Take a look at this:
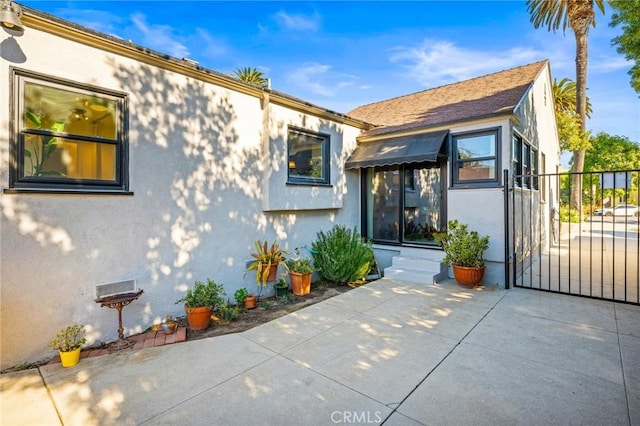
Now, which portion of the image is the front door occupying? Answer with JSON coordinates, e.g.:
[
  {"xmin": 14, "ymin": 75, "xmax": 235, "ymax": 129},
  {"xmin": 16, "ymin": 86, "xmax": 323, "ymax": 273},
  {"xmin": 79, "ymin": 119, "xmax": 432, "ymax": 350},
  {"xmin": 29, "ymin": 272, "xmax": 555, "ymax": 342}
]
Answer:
[{"xmin": 365, "ymin": 163, "xmax": 445, "ymax": 246}]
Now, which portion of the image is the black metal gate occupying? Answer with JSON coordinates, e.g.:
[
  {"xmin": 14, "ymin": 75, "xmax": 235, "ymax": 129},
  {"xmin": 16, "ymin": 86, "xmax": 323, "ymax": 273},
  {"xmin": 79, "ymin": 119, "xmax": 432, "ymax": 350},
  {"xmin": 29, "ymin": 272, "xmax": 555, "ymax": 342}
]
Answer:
[{"xmin": 504, "ymin": 169, "xmax": 640, "ymax": 306}]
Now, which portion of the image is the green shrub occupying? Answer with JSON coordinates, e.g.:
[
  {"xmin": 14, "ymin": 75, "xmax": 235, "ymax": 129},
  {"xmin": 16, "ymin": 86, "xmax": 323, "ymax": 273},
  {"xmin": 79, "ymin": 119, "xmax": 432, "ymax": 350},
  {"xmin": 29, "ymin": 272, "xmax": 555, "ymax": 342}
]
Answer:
[
  {"xmin": 559, "ymin": 206, "xmax": 583, "ymax": 223},
  {"xmin": 311, "ymin": 225, "xmax": 374, "ymax": 285}
]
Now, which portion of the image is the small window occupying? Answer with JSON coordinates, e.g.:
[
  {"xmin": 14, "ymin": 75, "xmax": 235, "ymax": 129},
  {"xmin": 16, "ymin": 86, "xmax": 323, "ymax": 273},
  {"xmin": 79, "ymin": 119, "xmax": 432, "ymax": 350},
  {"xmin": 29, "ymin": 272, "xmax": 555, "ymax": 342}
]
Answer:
[
  {"xmin": 452, "ymin": 129, "xmax": 499, "ymax": 186},
  {"xmin": 513, "ymin": 133, "xmax": 538, "ymax": 190},
  {"xmin": 287, "ymin": 127, "xmax": 330, "ymax": 185},
  {"xmin": 9, "ymin": 69, "xmax": 128, "ymax": 193}
]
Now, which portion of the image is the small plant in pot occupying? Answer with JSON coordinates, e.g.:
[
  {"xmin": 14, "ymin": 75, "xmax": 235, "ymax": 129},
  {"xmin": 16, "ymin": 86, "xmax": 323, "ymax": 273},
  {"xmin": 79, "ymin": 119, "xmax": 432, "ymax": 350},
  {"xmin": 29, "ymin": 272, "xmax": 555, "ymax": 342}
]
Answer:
[
  {"xmin": 434, "ymin": 220, "xmax": 490, "ymax": 288},
  {"xmin": 245, "ymin": 239, "xmax": 287, "ymax": 295},
  {"xmin": 235, "ymin": 287, "xmax": 255, "ymax": 310},
  {"xmin": 285, "ymin": 256, "xmax": 314, "ymax": 296},
  {"xmin": 49, "ymin": 324, "xmax": 87, "ymax": 368},
  {"xmin": 274, "ymin": 277, "xmax": 289, "ymax": 297},
  {"xmin": 175, "ymin": 278, "xmax": 225, "ymax": 331}
]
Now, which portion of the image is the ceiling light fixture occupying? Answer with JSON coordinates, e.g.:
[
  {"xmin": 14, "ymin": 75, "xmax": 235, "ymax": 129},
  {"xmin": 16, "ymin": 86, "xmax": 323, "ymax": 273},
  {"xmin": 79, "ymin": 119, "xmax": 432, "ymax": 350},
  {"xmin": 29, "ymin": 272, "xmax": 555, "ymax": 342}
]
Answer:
[{"xmin": 0, "ymin": 0, "xmax": 24, "ymax": 33}]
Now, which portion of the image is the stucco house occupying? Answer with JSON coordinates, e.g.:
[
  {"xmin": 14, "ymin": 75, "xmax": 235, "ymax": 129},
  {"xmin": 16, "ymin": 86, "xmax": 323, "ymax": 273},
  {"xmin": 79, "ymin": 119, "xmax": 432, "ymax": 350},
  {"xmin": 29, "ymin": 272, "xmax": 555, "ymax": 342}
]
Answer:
[{"xmin": 0, "ymin": 4, "xmax": 559, "ymax": 369}]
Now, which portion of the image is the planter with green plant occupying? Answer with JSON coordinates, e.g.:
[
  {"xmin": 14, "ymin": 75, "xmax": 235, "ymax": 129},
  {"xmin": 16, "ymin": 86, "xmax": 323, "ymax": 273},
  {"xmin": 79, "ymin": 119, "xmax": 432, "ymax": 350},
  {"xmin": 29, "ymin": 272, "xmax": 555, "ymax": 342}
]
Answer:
[
  {"xmin": 285, "ymin": 257, "xmax": 314, "ymax": 295},
  {"xmin": 235, "ymin": 287, "xmax": 256, "ymax": 310},
  {"xmin": 175, "ymin": 278, "xmax": 225, "ymax": 330},
  {"xmin": 274, "ymin": 277, "xmax": 289, "ymax": 297},
  {"xmin": 245, "ymin": 240, "xmax": 288, "ymax": 294},
  {"xmin": 49, "ymin": 324, "xmax": 87, "ymax": 367},
  {"xmin": 434, "ymin": 220, "xmax": 490, "ymax": 287}
]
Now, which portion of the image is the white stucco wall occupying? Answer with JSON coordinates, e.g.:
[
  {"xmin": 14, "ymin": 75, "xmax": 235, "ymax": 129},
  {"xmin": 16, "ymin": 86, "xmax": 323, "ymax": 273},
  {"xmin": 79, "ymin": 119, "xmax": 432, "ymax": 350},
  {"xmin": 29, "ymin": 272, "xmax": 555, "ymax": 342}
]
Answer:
[{"xmin": 0, "ymin": 25, "xmax": 362, "ymax": 369}]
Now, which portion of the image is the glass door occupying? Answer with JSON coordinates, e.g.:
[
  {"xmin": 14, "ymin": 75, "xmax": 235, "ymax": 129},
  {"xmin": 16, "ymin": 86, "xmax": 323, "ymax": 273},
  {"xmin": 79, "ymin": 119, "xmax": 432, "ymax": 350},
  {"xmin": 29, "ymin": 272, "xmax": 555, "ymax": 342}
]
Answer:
[{"xmin": 365, "ymin": 164, "xmax": 444, "ymax": 245}]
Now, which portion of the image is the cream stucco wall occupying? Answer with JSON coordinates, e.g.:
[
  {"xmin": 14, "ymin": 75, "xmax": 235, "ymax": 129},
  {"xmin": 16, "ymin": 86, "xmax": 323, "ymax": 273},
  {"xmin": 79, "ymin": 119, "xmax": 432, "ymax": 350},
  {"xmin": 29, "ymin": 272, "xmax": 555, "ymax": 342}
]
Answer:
[{"xmin": 0, "ymin": 25, "xmax": 363, "ymax": 369}]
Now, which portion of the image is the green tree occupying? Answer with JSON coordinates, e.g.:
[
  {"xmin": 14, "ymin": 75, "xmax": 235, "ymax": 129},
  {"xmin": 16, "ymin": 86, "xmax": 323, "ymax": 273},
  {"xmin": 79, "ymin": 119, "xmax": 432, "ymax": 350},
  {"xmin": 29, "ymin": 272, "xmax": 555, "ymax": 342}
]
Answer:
[
  {"xmin": 584, "ymin": 132, "xmax": 640, "ymax": 171},
  {"xmin": 610, "ymin": 0, "xmax": 640, "ymax": 93},
  {"xmin": 527, "ymin": 0, "xmax": 606, "ymax": 211},
  {"xmin": 583, "ymin": 132, "xmax": 640, "ymax": 206},
  {"xmin": 233, "ymin": 67, "xmax": 269, "ymax": 87},
  {"xmin": 552, "ymin": 77, "xmax": 592, "ymax": 153}
]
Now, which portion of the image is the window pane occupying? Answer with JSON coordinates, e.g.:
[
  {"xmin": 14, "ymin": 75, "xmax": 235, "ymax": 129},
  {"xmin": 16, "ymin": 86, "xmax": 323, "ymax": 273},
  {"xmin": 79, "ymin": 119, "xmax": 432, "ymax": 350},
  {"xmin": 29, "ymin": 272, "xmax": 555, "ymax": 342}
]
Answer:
[
  {"xmin": 457, "ymin": 134, "xmax": 495, "ymax": 159},
  {"xmin": 370, "ymin": 170, "xmax": 400, "ymax": 242},
  {"xmin": 458, "ymin": 160, "xmax": 496, "ymax": 181},
  {"xmin": 403, "ymin": 167, "xmax": 442, "ymax": 244},
  {"xmin": 24, "ymin": 82, "xmax": 118, "ymax": 139},
  {"xmin": 288, "ymin": 129, "xmax": 328, "ymax": 184},
  {"xmin": 22, "ymin": 135, "xmax": 116, "ymax": 181}
]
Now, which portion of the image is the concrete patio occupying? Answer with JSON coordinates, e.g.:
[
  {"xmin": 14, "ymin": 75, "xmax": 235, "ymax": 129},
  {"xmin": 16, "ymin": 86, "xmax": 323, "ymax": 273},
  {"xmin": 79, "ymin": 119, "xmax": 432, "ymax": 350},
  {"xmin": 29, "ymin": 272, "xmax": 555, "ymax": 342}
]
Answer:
[{"xmin": 2, "ymin": 277, "xmax": 639, "ymax": 425}]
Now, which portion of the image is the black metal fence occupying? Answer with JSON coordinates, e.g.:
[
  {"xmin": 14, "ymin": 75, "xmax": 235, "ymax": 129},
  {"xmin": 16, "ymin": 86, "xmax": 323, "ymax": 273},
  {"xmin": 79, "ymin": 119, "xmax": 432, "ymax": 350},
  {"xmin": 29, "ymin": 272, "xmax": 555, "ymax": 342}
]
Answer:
[{"xmin": 505, "ymin": 169, "xmax": 640, "ymax": 306}]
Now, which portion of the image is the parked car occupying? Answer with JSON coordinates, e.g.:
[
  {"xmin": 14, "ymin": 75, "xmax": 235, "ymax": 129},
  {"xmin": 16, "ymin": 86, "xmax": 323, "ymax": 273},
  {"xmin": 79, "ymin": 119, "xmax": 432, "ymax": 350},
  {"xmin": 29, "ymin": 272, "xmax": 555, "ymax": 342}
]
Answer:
[{"xmin": 594, "ymin": 204, "xmax": 640, "ymax": 217}]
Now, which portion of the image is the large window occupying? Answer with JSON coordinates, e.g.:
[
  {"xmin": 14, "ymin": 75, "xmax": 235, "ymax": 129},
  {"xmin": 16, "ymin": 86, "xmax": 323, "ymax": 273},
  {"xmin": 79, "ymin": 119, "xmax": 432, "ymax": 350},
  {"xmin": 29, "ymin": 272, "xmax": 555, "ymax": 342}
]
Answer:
[
  {"xmin": 452, "ymin": 128, "xmax": 499, "ymax": 186},
  {"xmin": 287, "ymin": 127, "xmax": 330, "ymax": 185},
  {"xmin": 9, "ymin": 70, "xmax": 128, "ymax": 193}
]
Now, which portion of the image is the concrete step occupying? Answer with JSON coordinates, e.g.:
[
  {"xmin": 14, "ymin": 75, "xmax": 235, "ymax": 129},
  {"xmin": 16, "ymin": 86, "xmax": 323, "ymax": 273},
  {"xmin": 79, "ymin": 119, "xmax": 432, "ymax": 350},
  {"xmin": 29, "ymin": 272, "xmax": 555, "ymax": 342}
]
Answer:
[
  {"xmin": 391, "ymin": 256, "xmax": 443, "ymax": 271},
  {"xmin": 384, "ymin": 267, "xmax": 439, "ymax": 284}
]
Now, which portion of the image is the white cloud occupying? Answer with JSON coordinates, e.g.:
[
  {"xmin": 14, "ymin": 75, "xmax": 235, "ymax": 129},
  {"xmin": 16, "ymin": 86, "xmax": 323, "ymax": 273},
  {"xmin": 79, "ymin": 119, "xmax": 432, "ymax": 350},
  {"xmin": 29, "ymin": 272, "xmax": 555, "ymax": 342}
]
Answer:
[
  {"xmin": 273, "ymin": 11, "xmax": 320, "ymax": 32},
  {"xmin": 195, "ymin": 28, "xmax": 228, "ymax": 58},
  {"xmin": 287, "ymin": 63, "xmax": 354, "ymax": 97},
  {"xmin": 130, "ymin": 13, "xmax": 189, "ymax": 58},
  {"xmin": 389, "ymin": 38, "xmax": 543, "ymax": 88}
]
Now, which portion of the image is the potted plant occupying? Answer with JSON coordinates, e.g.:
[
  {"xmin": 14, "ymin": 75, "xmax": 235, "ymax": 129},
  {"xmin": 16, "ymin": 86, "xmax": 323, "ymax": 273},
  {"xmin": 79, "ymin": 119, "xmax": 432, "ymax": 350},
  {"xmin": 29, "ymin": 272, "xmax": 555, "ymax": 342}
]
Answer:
[
  {"xmin": 49, "ymin": 324, "xmax": 87, "ymax": 368},
  {"xmin": 285, "ymin": 257, "xmax": 313, "ymax": 296},
  {"xmin": 434, "ymin": 220, "xmax": 490, "ymax": 288},
  {"xmin": 161, "ymin": 314, "xmax": 177, "ymax": 334},
  {"xmin": 245, "ymin": 240, "xmax": 288, "ymax": 291},
  {"xmin": 274, "ymin": 277, "xmax": 289, "ymax": 297},
  {"xmin": 216, "ymin": 301, "xmax": 239, "ymax": 325},
  {"xmin": 235, "ymin": 287, "xmax": 256, "ymax": 310},
  {"xmin": 175, "ymin": 278, "xmax": 225, "ymax": 330}
]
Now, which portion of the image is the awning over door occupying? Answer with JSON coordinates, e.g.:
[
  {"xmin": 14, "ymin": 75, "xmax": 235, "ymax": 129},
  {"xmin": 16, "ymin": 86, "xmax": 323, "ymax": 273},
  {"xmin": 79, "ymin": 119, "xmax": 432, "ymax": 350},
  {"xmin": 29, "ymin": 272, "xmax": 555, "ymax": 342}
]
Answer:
[{"xmin": 345, "ymin": 130, "xmax": 449, "ymax": 169}]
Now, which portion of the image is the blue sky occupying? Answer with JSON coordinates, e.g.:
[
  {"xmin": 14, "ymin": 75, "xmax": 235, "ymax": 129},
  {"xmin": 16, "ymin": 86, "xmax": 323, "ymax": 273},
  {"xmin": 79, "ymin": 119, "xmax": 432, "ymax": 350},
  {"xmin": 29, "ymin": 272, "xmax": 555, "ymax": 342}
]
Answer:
[{"xmin": 21, "ymin": 0, "xmax": 640, "ymax": 143}]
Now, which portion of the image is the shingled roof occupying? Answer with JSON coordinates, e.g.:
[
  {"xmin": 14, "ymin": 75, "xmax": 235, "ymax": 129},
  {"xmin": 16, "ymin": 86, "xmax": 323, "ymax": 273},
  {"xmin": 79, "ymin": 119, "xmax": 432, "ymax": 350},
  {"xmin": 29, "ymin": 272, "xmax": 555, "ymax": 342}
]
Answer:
[{"xmin": 348, "ymin": 60, "xmax": 549, "ymax": 137}]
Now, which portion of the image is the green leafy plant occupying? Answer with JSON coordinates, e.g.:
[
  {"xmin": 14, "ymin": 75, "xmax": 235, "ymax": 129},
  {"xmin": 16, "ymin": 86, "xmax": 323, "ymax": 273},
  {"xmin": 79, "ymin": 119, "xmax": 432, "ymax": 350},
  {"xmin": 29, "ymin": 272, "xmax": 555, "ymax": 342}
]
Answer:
[
  {"xmin": 245, "ymin": 240, "xmax": 288, "ymax": 287},
  {"xmin": 175, "ymin": 278, "xmax": 226, "ymax": 309},
  {"xmin": 218, "ymin": 301, "xmax": 239, "ymax": 321},
  {"xmin": 559, "ymin": 206, "xmax": 583, "ymax": 223},
  {"xmin": 24, "ymin": 110, "xmax": 65, "ymax": 177},
  {"xmin": 434, "ymin": 220, "xmax": 490, "ymax": 268},
  {"xmin": 48, "ymin": 324, "xmax": 87, "ymax": 352},
  {"xmin": 234, "ymin": 288, "xmax": 249, "ymax": 306},
  {"xmin": 311, "ymin": 225, "xmax": 374, "ymax": 285},
  {"xmin": 275, "ymin": 277, "xmax": 289, "ymax": 288},
  {"xmin": 285, "ymin": 257, "xmax": 313, "ymax": 274}
]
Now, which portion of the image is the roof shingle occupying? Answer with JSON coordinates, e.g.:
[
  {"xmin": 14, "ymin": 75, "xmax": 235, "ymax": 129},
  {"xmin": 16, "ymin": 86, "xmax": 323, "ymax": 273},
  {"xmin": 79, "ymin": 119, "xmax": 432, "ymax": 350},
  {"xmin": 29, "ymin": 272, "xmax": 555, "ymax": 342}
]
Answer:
[{"xmin": 348, "ymin": 60, "xmax": 548, "ymax": 137}]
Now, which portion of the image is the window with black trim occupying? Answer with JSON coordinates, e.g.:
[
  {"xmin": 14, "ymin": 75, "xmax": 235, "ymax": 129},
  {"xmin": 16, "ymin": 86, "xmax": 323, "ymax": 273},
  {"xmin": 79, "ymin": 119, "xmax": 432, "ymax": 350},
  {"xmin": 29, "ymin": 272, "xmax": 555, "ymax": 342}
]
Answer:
[
  {"xmin": 452, "ymin": 128, "xmax": 499, "ymax": 186},
  {"xmin": 10, "ymin": 69, "xmax": 128, "ymax": 192},
  {"xmin": 287, "ymin": 127, "xmax": 330, "ymax": 185},
  {"xmin": 513, "ymin": 133, "xmax": 538, "ymax": 190}
]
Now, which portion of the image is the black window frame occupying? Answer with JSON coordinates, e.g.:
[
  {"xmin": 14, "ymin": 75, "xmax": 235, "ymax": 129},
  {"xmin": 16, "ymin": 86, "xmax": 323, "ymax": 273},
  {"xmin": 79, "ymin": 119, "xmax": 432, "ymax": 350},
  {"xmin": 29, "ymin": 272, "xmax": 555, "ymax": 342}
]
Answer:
[
  {"xmin": 451, "ymin": 127, "xmax": 501, "ymax": 188},
  {"xmin": 7, "ymin": 68, "xmax": 130, "ymax": 194},
  {"xmin": 286, "ymin": 126, "xmax": 330, "ymax": 186},
  {"xmin": 513, "ymin": 132, "xmax": 538, "ymax": 191}
]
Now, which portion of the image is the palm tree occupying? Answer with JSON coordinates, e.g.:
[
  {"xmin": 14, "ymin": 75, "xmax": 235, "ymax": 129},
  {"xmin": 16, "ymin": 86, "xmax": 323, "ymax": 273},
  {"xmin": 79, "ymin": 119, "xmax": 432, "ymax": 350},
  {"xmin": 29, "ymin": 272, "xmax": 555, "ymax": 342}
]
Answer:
[
  {"xmin": 527, "ymin": 0, "xmax": 605, "ymax": 211},
  {"xmin": 552, "ymin": 77, "xmax": 592, "ymax": 116},
  {"xmin": 233, "ymin": 67, "xmax": 269, "ymax": 87}
]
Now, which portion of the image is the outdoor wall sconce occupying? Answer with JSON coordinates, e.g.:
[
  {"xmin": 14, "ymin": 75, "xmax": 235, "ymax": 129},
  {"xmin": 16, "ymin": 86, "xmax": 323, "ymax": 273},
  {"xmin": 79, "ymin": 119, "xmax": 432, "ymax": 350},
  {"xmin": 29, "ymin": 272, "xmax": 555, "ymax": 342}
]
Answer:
[{"xmin": 0, "ymin": 0, "xmax": 24, "ymax": 33}]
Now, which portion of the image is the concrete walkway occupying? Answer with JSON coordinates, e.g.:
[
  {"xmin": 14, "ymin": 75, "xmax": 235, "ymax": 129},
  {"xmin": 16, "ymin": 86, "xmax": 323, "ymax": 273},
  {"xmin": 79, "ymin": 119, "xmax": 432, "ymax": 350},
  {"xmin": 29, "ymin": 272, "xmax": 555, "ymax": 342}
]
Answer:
[{"xmin": 2, "ymin": 277, "xmax": 639, "ymax": 425}]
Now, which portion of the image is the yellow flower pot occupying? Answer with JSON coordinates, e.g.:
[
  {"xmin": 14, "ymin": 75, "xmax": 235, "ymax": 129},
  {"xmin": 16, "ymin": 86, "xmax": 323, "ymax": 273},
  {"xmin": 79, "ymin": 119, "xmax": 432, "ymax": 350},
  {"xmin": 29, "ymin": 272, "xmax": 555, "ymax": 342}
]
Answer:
[{"xmin": 59, "ymin": 347, "xmax": 81, "ymax": 368}]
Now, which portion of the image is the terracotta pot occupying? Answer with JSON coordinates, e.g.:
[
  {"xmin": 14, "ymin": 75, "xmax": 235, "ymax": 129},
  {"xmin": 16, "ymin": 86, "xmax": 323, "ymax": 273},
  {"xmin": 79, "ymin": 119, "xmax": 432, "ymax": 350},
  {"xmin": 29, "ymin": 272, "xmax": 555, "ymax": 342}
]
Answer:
[
  {"xmin": 185, "ymin": 305, "xmax": 212, "ymax": 330},
  {"xmin": 260, "ymin": 264, "xmax": 278, "ymax": 282},
  {"xmin": 289, "ymin": 272, "xmax": 311, "ymax": 296},
  {"xmin": 452, "ymin": 265, "xmax": 485, "ymax": 288},
  {"xmin": 244, "ymin": 295, "xmax": 257, "ymax": 309},
  {"xmin": 59, "ymin": 347, "xmax": 81, "ymax": 368}
]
